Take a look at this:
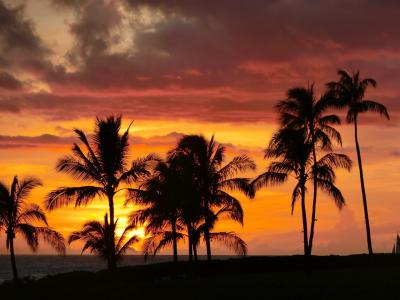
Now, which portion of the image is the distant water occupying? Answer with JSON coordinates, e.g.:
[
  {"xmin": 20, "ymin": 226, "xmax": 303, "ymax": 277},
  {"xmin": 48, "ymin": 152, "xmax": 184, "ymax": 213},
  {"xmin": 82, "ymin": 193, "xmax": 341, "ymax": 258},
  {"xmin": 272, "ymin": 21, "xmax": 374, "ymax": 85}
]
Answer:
[{"xmin": 0, "ymin": 255, "xmax": 231, "ymax": 283}]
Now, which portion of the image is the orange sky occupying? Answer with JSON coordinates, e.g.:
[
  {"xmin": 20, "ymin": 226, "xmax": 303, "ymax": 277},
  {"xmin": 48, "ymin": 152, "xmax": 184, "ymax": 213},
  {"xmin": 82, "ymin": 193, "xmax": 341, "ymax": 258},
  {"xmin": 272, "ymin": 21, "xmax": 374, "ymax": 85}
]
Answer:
[{"xmin": 0, "ymin": 0, "xmax": 399, "ymax": 255}]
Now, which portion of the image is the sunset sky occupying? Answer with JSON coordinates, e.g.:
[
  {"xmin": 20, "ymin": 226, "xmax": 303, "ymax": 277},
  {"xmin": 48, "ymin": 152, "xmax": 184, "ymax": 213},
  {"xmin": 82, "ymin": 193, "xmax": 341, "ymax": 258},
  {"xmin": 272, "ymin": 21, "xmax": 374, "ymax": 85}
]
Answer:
[{"xmin": 0, "ymin": 0, "xmax": 399, "ymax": 256}]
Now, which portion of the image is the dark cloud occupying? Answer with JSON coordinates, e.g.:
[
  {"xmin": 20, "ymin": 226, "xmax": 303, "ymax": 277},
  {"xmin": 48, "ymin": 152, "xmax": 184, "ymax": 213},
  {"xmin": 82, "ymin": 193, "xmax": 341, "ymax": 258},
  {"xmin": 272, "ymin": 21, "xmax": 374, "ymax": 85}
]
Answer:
[
  {"xmin": 0, "ymin": 92, "xmax": 278, "ymax": 122},
  {"xmin": 0, "ymin": 1, "xmax": 51, "ymax": 74},
  {"xmin": 0, "ymin": 0, "xmax": 399, "ymax": 123},
  {"xmin": 0, "ymin": 71, "xmax": 23, "ymax": 90},
  {"xmin": 0, "ymin": 134, "xmax": 74, "ymax": 148},
  {"xmin": 46, "ymin": 1, "xmax": 400, "ymax": 97},
  {"xmin": 0, "ymin": 132, "xmax": 181, "ymax": 149}
]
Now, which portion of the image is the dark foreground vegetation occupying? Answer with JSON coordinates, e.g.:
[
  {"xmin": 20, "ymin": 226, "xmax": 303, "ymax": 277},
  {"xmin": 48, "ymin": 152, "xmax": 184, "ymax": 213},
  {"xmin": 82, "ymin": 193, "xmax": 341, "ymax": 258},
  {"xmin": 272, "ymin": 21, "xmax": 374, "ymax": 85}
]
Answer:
[{"xmin": 1, "ymin": 255, "xmax": 400, "ymax": 300}]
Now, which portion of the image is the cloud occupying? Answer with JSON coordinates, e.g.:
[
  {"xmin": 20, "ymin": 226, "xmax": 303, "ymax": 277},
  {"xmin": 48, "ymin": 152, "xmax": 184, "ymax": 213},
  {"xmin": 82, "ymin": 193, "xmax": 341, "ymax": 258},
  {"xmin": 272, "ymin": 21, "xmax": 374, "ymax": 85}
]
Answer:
[
  {"xmin": 0, "ymin": 0, "xmax": 398, "ymax": 124},
  {"xmin": 0, "ymin": 71, "xmax": 23, "ymax": 90},
  {"xmin": 0, "ymin": 134, "xmax": 75, "ymax": 148},
  {"xmin": 0, "ymin": 1, "xmax": 51, "ymax": 75},
  {"xmin": 0, "ymin": 91, "xmax": 277, "ymax": 122}
]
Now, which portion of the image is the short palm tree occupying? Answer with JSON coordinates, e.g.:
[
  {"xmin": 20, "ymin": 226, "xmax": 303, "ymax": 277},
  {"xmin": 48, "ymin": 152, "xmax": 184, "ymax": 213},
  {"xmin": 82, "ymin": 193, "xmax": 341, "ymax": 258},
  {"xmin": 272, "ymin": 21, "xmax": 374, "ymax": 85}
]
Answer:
[
  {"xmin": 252, "ymin": 128, "xmax": 351, "ymax": 255},
  {"xmin": 68, "ymin": 214, "xmax": 138, "ymax": 270},
  {"xmin": 0, "ymin": 176, "xmax": 66, "ymax": 283},
  {"xmin": 277, "ymin": 84, "xmax": 342, "ymax": 254},
  {"xmin": 192, "ymin": 206, "xmax": 248, "ymax": 257},
  {"xmin": 327, "ymin": 70, "xmax": 390, "ymax": 255},
  {"xmin": 46, "ymin": 115, "xmax": 156, "ymax": 269},
  {"xmin": 128, "ymin": 159, "xmax": 184, "ymax": 263},
  {"xmin": 141, "ymin": 230, "xmax": 185, "ymax": 260},
  {"xmin": 172, "ymin": 135, "xmax": 255, "ymax": 261}
]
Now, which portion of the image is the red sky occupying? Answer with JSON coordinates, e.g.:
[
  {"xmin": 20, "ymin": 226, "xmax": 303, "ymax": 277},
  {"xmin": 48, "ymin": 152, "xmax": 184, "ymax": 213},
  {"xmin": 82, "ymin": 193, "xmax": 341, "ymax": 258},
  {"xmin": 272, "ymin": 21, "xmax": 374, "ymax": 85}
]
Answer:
[{"xmin": 0, "ymin": 0, "xmax": 399, "ymax": 255}]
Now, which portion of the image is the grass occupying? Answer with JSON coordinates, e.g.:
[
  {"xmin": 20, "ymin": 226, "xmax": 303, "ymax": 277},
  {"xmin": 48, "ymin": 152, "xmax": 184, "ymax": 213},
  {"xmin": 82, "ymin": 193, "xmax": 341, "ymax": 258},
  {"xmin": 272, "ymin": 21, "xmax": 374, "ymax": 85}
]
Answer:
[{"xmin": 1, "ymin": 254, "xmax": 400, "ymax": 299}]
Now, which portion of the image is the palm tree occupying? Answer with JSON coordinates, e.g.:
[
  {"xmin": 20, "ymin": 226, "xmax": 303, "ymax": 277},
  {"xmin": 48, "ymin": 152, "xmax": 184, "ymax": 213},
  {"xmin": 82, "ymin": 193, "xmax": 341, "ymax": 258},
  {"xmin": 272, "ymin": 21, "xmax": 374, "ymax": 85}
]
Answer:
[
  {"xmin": 172, "ymin": 135, "xmax": 255, "ymax": 261},
  {"xmin": 45, "ymin": 115, "xmax": 156, "ymax": 269},
  {"xmin": 141, "ymin": 230, "xmax": 185, "ymax": 260},
  {"xmin": 252, "ymin": 128, "xmax": 351, "ymax": 255},
  {"xmin": 68, "ymin": 214, "xmax": 138, "ymax": 270},
  {"xmin": 191, "ymin": 207, "xmax": 248, "ymax": 257},
  {"xmin": 127, "ymin": 158, "xmax": 186, "ymax": 263},
  {"xmin": 276, "ymin": 84, "xmax": 342, "ymax": 254},
  {"xmin": 0, "ymin": 176, "xmax": 66, "ymax": 283},
  {"xmin": 327, "ymin": 70, "xmax": 390, "ymax": 255}
]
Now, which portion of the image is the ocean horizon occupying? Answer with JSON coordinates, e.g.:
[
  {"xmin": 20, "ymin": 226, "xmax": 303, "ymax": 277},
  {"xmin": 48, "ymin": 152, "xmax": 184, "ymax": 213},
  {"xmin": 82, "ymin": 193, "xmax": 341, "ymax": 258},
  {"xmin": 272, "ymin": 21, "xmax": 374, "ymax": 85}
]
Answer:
[{"xmin": 0, "ymin": 255, "xmax": 234, "ymax": 283}]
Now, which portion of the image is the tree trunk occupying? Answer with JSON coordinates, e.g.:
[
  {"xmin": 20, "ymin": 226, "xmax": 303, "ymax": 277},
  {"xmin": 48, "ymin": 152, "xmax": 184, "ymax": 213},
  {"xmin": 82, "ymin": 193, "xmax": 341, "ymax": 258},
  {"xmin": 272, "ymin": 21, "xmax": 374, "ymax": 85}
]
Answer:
[
  {"xmin": 354, "ymin": 118, "xmax": 373, "ymax": 255},
  {"xmin": 9, "ymin": 234, "xmax": 19, "ymax": 284},
  {"xmin": 172, "ymin": 220, "xmax": 178, "ymax": 263},
  {"xmin": 300, "ymin": 170, "xmax": 309, "ymax": 256},
  {"xmin": 204, "ymin": 219, "xmax": 212, "ymax": 261},
  {"xmin": 203, "ymin": 199, "xmax": 212, "ymax": 261},
  {"xmin": 193, "ymin": 243, "xmax": 198, "ymax": 262},
  {"xmin": 308, "ymin": 140, "xmax": 318, "ymax": 255},
  {"xmin": 107, "ymin": 192, "xmax": 117, "ymax": 270},
  {"xmin": 188, "ymin": 228, "xmax": 193, "ymax": 262}
]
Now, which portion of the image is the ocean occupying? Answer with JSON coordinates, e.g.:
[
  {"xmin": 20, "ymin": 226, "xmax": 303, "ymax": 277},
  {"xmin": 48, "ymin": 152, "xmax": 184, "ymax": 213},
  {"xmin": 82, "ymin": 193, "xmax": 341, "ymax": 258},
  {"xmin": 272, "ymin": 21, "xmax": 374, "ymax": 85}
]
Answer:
[{"xmin": 0, "ymin": 255, "xmax": 231, "ymax": 283}]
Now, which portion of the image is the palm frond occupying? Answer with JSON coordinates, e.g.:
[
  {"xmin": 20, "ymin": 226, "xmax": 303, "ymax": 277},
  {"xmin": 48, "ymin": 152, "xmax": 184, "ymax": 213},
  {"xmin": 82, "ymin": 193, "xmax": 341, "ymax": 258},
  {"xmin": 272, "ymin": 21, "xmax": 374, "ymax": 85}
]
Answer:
[
  {"xmin": 15, "ymin": 223, "xmax": 39, "ymax": 251},
  {"xmin": 15, "ymin": 177, "xmax": 42, "ymax": 202},
  {"xmin": 291, "ymin": 182, "xmax": 302, "ymax": 215},
  {"xmin": 251, "ymin": 171, "xmax": 288, "ymax": 192},
  {"xmin": 209, "ymin": 232, "xmax": 247, "ymax": 256},
  {"xmin": 119, "ymin": 153, "xmax": 160, "ymax": 184},
  {"xmin": 316, "ymin": 178, "xmax": 345, "ymax": 209},
  {"xmin": 218, "ymin": 155, "xmax": 256, "ymax": 179},
  {"xmin": 317, "ymin": 153, "xmax": 352, "ymax": 171},
  {"xmin": 45, "ymin": 186, "xmax": 103, "ymax": 210},
  {"xmin": 218, "ymin": 178, "xmax": 252, "ymax": 196},
  {"xmin": 36, "ymin": 227, "xmax": 66, "ymax": 254},
  {"xmin": 17, "ymin": 204, "xmax": 48, "ymax": 225},
  {"xmin": 359, "ymin": 100, "xmax": 390, "ymax": 119}
]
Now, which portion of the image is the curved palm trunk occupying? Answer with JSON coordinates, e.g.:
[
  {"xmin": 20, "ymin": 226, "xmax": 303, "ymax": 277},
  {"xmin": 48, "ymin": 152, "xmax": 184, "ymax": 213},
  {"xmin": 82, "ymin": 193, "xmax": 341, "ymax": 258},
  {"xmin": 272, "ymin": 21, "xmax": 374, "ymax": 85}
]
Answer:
[
  {"xmin": 354, "ymin": 118, "xmax": 373, "ymax": 255},
  {"xmin": 171, "ymin": 220, "xmax": 178, "ymax": 263},
  {"xmin": 8, "ymin": 234, "xmax": 19, "ymax": 283},
  {"xmin": 308, "ymin": 141, "xmax": 318, "ymax": 255},
  {"xmin": 300, "ymin": 170, "xmax": 309, "ymax": 256},
  {"xmin": 107, "ymin": 192, "xmax": 117, "ymax": 270}
]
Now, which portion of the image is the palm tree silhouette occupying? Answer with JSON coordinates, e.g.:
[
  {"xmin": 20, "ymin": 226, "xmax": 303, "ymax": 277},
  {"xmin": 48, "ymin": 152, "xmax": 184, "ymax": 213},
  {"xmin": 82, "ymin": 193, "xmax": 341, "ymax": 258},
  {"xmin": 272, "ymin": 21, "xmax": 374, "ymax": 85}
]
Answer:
[
  {"xmin": 191, "ymin": 208, "xmax": 248, "ymax": 256},
  {"xmin": 327, "ymin": 70, "xmax": 390, "ymax": 255},
  {"xmin": 172, "ymin": 135, "xmax": 255, "ymax": 260},
  {"xmin": 0, "ymin": 176, "xmax": 66, "ymax": 283},
  {"xmin": 276, "ymin": 84, "xmax": 343, "ymax": 254},
  {"xmin": 252, "ymin": 128, "xmax": 351, "ymax": 255},
  {"xmin": 128, "ymin": 158, "xmax": 186, "ymax": 263},
  {"xmin": 45, "ymin": 115, "xmax": 156, "ymax": 269},
  {"xmin": 68, "ymin": 214, "xmax": 138, "ymax": 270}
]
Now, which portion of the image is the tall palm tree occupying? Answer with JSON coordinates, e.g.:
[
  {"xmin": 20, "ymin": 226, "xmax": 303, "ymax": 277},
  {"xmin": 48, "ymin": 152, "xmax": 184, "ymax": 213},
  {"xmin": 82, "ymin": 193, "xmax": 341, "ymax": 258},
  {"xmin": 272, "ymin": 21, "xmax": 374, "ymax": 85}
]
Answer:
[
  {"xmin": 327, "ymin": 70, "xmax": 390, "ymax": 255},
  {"xmin": 0, "ymin": 176, "xmax": 66, "ymax": 283},
  {"xmin": 45, "ymin": 115, "xmax": 156, "ymax": 269},
  {"xmin": 277, "ymin": 84, "xmax": 343, "ymax": 254},
  {"xmin": 172, "ymin": 135, "xmax": 255, "ymax": 261},
  {"xmin": 68, "ymin": 214, "xmax": 138, "ymax": 270},
  {"xmin": 252, "ymin": 128, "xmax": 351, "ymax": 255}
]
